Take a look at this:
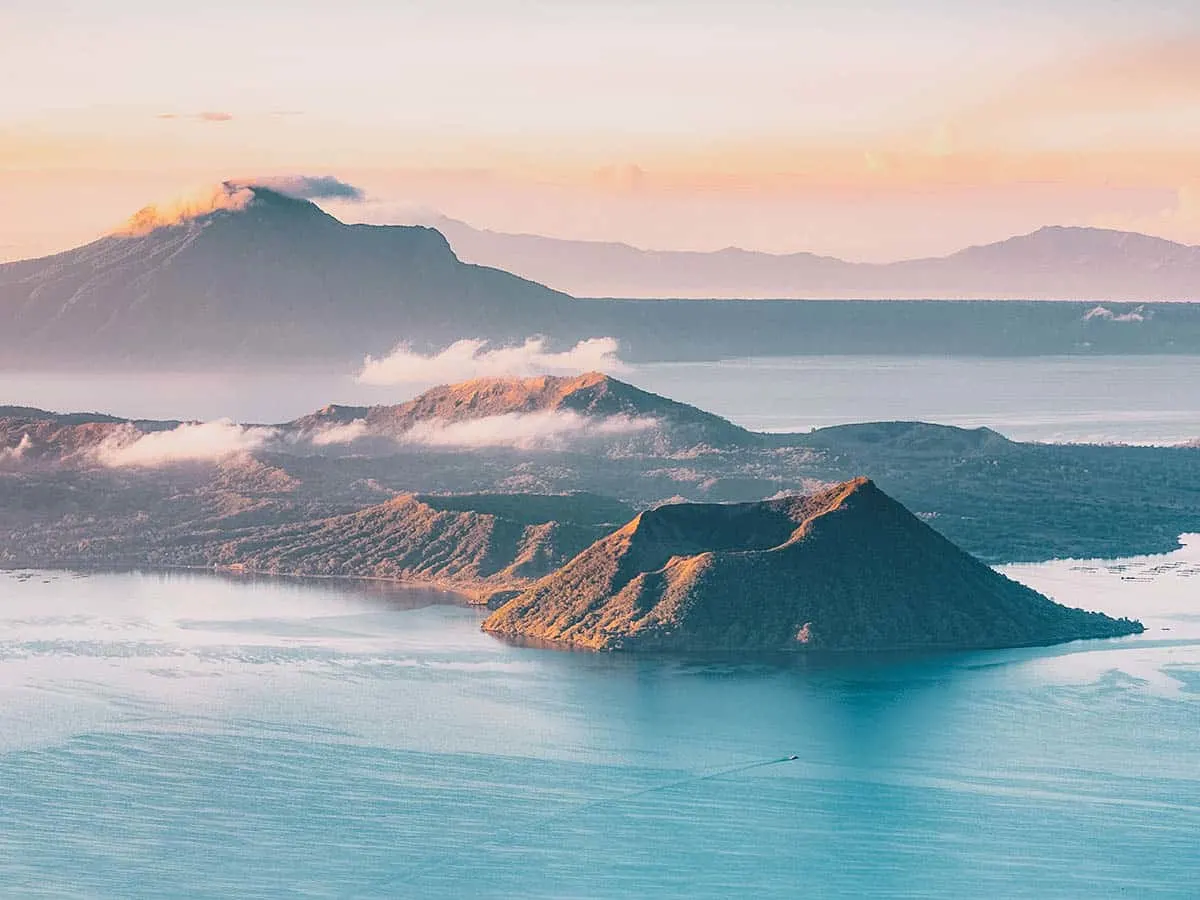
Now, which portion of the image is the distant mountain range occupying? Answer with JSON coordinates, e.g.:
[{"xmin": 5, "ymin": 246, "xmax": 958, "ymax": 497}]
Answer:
[
  {"xmin": 3, "ymin": 184, "xmax": 1200, "ymax": 368},
  {"xmin": 426, "ymin": 214, "xmax": 1200, "ymax": 300}
]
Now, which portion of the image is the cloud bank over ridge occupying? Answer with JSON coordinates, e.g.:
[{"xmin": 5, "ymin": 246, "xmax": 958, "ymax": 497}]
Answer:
[
  {"xmin": 94, "ymin": 420, "xmax": 279, "ymax": 468},
  {"xmin": 358, "ymin": 336, "xmax": 628, "ymax": 386},
  {"xmin": 397, "ymin": 410, "xmax": 657, "ymax": 451}
]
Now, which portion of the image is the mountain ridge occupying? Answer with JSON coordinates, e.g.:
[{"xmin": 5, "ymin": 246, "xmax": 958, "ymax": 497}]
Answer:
[
  {"xmin": 0, "ymin": 185, "xmax": 572, "ymax": 366},
  {"xmin": 425, "ymin": 215, "xmax": 1200, "ymax": 300},
  {"xmin": 186, "ymin": 491, "xmax": 632, "ymax": 603},
  {"xmin": 3, "ymin": 378, "xmax": 1198, "ymax": 569},
  {"xmin": 345, "ymin": 372, "xmax": 753, "ymax": 450}
]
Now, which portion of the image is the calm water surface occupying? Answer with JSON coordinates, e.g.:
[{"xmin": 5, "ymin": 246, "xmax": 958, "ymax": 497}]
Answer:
[
  {"xmin": 1, "ymin": 544, "xmax": 1197, "ymax": 898},
  {"xmin": 633, "ymin": 355, "xmax": 1200, "ymax": 445}
]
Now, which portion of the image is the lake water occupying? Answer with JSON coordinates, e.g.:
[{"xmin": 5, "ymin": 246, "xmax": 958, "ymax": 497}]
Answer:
[
  {"xmin": 2, "ymin": 543, "xmax": 1197, "ymax": 898},
  {"xmin": 3, "ymin": 354, "xmax": 1200, "ymax": 445},
  {"xmin": 635, "ymin": 355, "xmax": 1200, "ymax": 445}
]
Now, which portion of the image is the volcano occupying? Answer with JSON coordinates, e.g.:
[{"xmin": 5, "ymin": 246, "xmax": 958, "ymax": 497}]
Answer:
[{"xmin": 0, "ymin": 183, "xmax": 570, "ymax": 367}]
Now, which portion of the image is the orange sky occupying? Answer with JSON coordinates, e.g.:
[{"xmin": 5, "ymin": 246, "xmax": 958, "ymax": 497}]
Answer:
[{"xmin": 2, "ymin": 1, "xmax": 1199, "ymax": 261}]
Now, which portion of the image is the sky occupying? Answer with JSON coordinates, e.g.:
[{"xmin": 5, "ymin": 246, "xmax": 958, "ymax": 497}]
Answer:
[{"xmin": 3, "ymin": 0, "xmax": 1200, "ymax": 262}]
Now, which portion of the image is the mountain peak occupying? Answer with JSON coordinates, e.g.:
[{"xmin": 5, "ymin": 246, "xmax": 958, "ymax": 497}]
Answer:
[
  {"xmin": 394, "ymin": 372, "xmax": 612, "ymax": 416},
  {"xmin": 115, "ymin": 181, "xmax": 334, "ymax": 237},
  {"xmin": 955, "ymin": 224, "xmax": 1196, "ymax": 261},
  {"xmin": 373, "ymin": 371, "xmax": 751, "ymax": 447},
  {"xmin": 484, "ymin": 479, "xmax": 1143, "ymax": 653}
]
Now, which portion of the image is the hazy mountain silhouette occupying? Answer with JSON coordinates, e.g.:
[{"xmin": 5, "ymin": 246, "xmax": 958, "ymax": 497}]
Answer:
[
  {"xmin": 426, "ymin": 215, "xmax": 1200, "ymax": 300},
  {"xmin": 0, "ymin": 185, "xmax": 570, "ymax": 367}
]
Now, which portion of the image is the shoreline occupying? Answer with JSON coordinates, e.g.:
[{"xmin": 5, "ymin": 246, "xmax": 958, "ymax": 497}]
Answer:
[
  {"xmin": 0, "ymin": 561, "xmax": 508, "ymax": 606},
  {"xmin": 5, "ymin": 532, "xmax": 1198, "ymax": 604}
]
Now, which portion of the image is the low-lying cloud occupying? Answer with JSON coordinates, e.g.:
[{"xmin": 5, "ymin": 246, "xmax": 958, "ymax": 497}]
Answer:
[
  {"xmin": 156, "ymin": 111, "xmax": 234, "ymax": 122},
  {"xmin": 1084, "ymin": 304, "xmax": 1147, "ymax": 323},
  {"xmin": 307, "ymin": 419, "xmax": 370, "ymax": 447},
  {"xmin": 94, "ymin": 420, "xmax": 279, "ymax": 468},
  {"xmin": 0, "ymin": 434, "xmax": 32, "ymax": 464},
  {"xmin": 358, "ymin": 336, "xmax": 627, "ymax": 386},
  {"xmin": 399, "ymin": 410, "xmax": 656, "ymax": 450}
]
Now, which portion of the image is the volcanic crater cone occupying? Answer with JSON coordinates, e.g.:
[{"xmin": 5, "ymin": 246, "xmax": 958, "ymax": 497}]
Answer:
[{"xmin": 483, "ymin": 478, "xmax": 1143, "ymax": 653}]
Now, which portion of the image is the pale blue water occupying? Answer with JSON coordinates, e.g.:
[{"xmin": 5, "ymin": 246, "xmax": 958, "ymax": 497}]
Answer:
[
  {"xmin": 2, "ymin": 544, "xmax": 1198, "ymax": 898},
  {"xmin": 632, "ymin": 355, "xmax": 1200, "ymax": 445}
]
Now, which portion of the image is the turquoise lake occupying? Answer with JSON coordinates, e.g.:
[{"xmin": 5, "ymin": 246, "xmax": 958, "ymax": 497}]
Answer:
[{"xmin": 1, "ymin": 540, "xmax": 1197, "ymax": 898}]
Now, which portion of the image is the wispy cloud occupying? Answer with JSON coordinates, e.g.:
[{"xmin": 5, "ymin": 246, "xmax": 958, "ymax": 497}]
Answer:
[
  {"xmin": 0, "ymin": 434, "xmax": 32, "ymax": 464},
  {"xmin": 398, "ymin": 410, "xmax": 656, "ymax": 450},
  {"xmin": 114, "ymin": 176, "xmax": 366, "ymax": 235},
  {"xmin": 245, "ymin": 174, "xmax": 366, "ymax": 202},
  {"xmin": 156, "ymin": 111, "xmax": 234, "ymax": 123},
  {"xmin": 306, "ymin": 419, "xmax": 370, "ymax": 447},
  {"xmin": 93, "ymin": 420, "xmax": 278, "ymax": 468},
  {"xmin": 358, "ymin": 336, "xmax": 627, "ymax": 386},
  {"xmin": 116, "ymin": 183, "xmax": 256, "ymax": 235}
]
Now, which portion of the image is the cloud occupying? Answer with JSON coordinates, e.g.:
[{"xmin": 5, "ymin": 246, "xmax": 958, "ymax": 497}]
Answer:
[
  {"xmin": 1084, "ymin": 304, "xmax": 1147, "ymax": 323},
  {"xmin": 116, "ymin": 182, "xmax": 256, "ymax": 235},
  {"xmin": 93, "ymin": 420, "xmax": 278, "ymax": 468},
  {"xmin": 398, "ymin": 410, "xmax": 656, "ymax": 451},
  {"xmin": 0, "ymin": 434, "xmax": 32, "ymax": 464},
  {"xmin": 156, "ymin": 111, "xmax": 234, "ymax": 122},
  {"xmin": 307, "ymin": 419, "xmax": 369, "ymax": 447},
  {"xmin": 358, "ymin": 336, "xmax": 627, "ymax": 386},
  {"xmin": 114, "ymin": 175, "xmax": 366, "ymax": 235},
  {"xmin": 244, "ymin": 175, "xmax": 366, "ymax": 202}
]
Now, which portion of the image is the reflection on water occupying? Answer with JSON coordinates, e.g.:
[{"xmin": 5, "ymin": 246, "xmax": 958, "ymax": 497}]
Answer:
[{"xmin": 0, "ymin": 551, "xmax": 1197, "ymax": 898}]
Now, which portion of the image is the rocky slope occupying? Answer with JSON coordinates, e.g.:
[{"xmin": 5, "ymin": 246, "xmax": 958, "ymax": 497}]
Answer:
[
  {"xmin": 5, "ymin": 379, "xmax": 1200, "ymax": 566},
  {"xmin": 483, "ymin": 479, "xmax": 1143, "ymax": 653},
  {"xmin": 292, "ymin": 372, "xmax": 753, "ymax": 452},
  {"xmin": 5, "ymin": 374, "xmax": 1200, "ymax": 565},
  {"xmin": 0, "ymin": 406, "xmax": 180, "ymax": 464},
  {"xmin": 0, "ymin": 373, "xmax": 752, "ymax": 462},
  {"xmin": 182, "ymin": 492, "xmax": 631, "ymax": 603}
]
